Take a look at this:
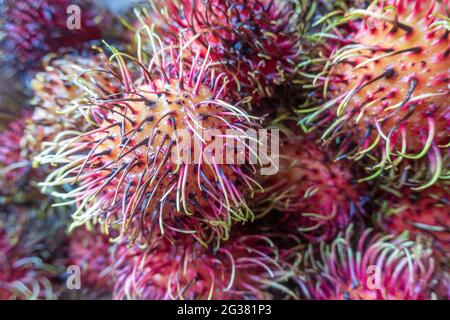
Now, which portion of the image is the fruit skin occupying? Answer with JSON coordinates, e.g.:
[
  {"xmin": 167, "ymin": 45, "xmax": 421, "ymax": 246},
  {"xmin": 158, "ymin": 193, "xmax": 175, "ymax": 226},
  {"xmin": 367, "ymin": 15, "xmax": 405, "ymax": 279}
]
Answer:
[
  {"xmin": 256, "ymin": 137, "xmax": 367, "ymax": 243},
  {"xmin": 111, "ymin": 231, "xmax": 295, "ymax": 300},
  {"xmin": 67, "ymin": 226, "xmax": 114, "ymax": 294},
  {"xmin": 299, "ymin": 0, "xmax": 450, "ymax": 190},
  {"xmin": 0, "ymin": 0, "xmax": 105, "ymax": 77},
  {"xmin": 0, "ymin": 206, "xmax": 58, "ymax": 300},
  {"xmin": 436, "ymin": 270, "xmax": 450, "ymax": 299},
  {"xmin": 0, "ymin": 114, "xmax": 33, "ymax": 197},
  {"xmin": 0, "ymin": 112, "xmax": 58, "ymax": 205},
  {"xmin": 286, "ymin": 225, "xmax": 440, "ymax": 300},
  {"xmin": 138, "ymin": 0, "xmax": 303, "ymax": 104},
  {"xmin": 374, "ymin": 184, "xmax": 450, "ymax": 259},
  {"xmin": 36, "ymin": 32, "xmax": 263, "ymax": 246},
  {"xmin": 23, "ymin": 51, "xmax": 120, "ymax": 159}
]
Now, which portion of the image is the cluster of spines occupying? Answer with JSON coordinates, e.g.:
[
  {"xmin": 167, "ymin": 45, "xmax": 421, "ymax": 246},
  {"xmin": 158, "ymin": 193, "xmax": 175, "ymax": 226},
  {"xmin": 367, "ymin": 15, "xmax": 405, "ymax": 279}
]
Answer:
[
  {"xmin": 0, "ymin": 207, "xmax": 58, "ymax": 300},
  {"xmin": 284, "ymin": 225, "xmax": 440, "ymax": 300},
  {"xmin": 1, "ymin": 0, "xmax": 447, "ymax": 301},
  {"xmin": 67, "ymin": 225, "xmax": 114, "ymax": 294},
  {"xmin": 132, "ymin": 0, "xmax": 304, "ymax": 104},
  {"xmin": 0, "ymin": 0, "xmax": 105, "ymax": 77},
  {"xmin": 22, "ymin": 51, "xmax": 121, "ymax": 159},
  {"xmin": 111, "ymin": 230, "xmax": 298, "ymax": 300},
  {"xmin": 373, "ymin": 184, "xmax": 450, "ymax": 259},
  {"xmin": 255, "ymin": 137, "xmax": 367, "ymax": 243}
]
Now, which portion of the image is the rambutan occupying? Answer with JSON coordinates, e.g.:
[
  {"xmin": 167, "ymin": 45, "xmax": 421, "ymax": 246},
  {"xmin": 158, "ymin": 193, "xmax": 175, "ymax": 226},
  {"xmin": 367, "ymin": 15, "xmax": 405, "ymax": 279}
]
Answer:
[
  {"xmin": 67, "ymin": 226, "xmax": 114, "ymax": 294},
  {"xmin": 0, "ymin": 206, "xmax": 57, "ymax": 300},
  {"xmin": 136, "ymin": 0, "xmax": 303, "ymax": 103},
  {"xmin": 111, "ymin": 231, "xmax": 294, "ymax": 300},
  {"xmin": 23, "ymin": 52, "xmax": 121, "ymax": 158},
  {"xmin": 374, "ymin": 184, "xmax": 450, "ymax": 258},
  {"xmin": 436, "ymin": 270, "xmax": 450, "ymax": 299},
  {"xmin": 0, "ymin": 114, "xmax": 33, "ymax": 197},
  {"xmin": 287, "ymin": 225, "xmax": 440, "ymax": 300},
  {"xmin": 299, "ymin": 0, "xmax": 450, "ymax": 190},
  {"xmin": 0, "ymin": 0, "xmax": 105, "ymax": 76},
  {"xmin": 256, "ymin": 137, "xmax": 366, "ymax": 243},
  {"xmin": 36, "ymin": 32, "xmax": 264, "ymax": 246}
]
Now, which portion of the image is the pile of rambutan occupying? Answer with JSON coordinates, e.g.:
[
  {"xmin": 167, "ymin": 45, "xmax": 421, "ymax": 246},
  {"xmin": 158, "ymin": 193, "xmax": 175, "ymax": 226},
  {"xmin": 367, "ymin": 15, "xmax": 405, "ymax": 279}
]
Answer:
[{"xmin": 0, "ymin": 0, "xmax": 448, "ymax": 301}]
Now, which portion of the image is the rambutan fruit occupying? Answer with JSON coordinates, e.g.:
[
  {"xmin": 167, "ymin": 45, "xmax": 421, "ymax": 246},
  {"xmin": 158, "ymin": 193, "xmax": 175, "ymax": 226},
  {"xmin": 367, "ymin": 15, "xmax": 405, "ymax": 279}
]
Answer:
[
  {"xmin": 36, "ymin": 32, "xmax": 264, "ymax": 246},
  {"xmin": 256, "ymin": 137, "xmax": 367, "ymax": 243},
  {"xmin": 135, "ymin": 0, "xmax": 303, "ymax": 103},
  {"xmin": 23, "ymin": 52, "xmax": 121, "ymax": 158},
  {"xmin": 0, "ymin": 206, "xmax": 58, "ymax": 300},
  {"xmin": 299, "ymin": 0, "xmax": 450, "ymax": 190},
  {"xmin": 436, "ymin": 270, "xmax": 450, "ymax": 299},
  {"xmin": 67, "ymin": 226, "xmax": 114, "ymax": 295},
  {"xmin": 111, "ymin": 231, "xmax": 295, "ymax": 300},
  {"xmin": 374, "ymin": 184, "xmax": 450, "ymax": 258},
  {"xmin": 0, "ymin": 0, "xmax": 106, "ymax": 76},
  {"xmin": 287, "ymin": 225, "xmax": 440, "ymax": 300},
  {"xmin": 0, "ymin": 113, "xmax": 34, "ymax": 197}
]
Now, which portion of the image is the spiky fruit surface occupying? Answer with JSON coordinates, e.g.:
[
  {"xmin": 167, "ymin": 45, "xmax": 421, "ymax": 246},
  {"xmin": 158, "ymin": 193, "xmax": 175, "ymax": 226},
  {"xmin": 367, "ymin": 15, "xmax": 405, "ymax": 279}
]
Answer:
[
  {"xmin": 436, "ymin": 270, "xmax": 450, "ymax": 299},
  {"xmin": 68, "ymin": 226, "xmax": 114, "ymax": 293},
  {"xmin": 287, "ymin": 225, "xmax": 439, "ymax": 300},
  {"xmin": 23, "ymin": 52, "xmax": 120, "ymax": 158},
  {"xmin": 0, "ymin": 114, "xmax": 33, "ymax": 197},
  {"xmin": 37, "ymin": 33, "xmax": 262, "ymax": 246},
  {"xmin": 0, "ymin": 72, "xmax": 28, "ymax": 129},
  {"xmin": 111, "ymin": 231, "xmax": 293, "ymax": 300},
  {"xmin": 257, "ymin": 138, "xmax": 366, "ymax": 242},
  {"xmin": 374, "ymin": 184, "xmax": 450, "ymax": 258},
  {"xmin": 0, "ymin": 0, "xmax": 105, "ymax": 75},
  {"xmin": 300, "ymin": 0, "xmax": 450, "ymax": 190},
  {"xmin": 0, "ymin": 206, "xmax": 57, "ymax": 300},
  {"xmin": 141, "ymin": 0, "xmax": 302, "ymax": 103}
]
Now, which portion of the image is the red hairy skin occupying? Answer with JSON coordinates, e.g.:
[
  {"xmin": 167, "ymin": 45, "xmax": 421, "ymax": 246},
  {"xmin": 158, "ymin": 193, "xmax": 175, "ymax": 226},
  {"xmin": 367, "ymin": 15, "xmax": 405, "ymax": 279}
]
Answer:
[
  {"xmin": 0, "ymin": 114, "xmax": 33, "ymax": 197},
  {"xmin": 0, "ymin": 0, "xmax": 105, "ymax": 76},
  {"xmin": 36, "ymin": 33, "xmax": 263, "ymax": 246},
  {"xmin": 0, "ymin": 72, "xmax": 28, "ymax": 128},
  {"xmin": 68, "ymin": 226, "xmax": 114, "ymax": 294},
  {"xmin": 256, "ymin": 138, "xmax": 367, "ymax": 243},
  {"xmin": 138, "ymin": 0, "xmax": 302, "ymax": 104},
  {"xmin": 111, "ymin": 232, "xmax": 296, "ymax": 300},
  {"xmin": 435, "ymin": 269, "xmax": 450, "ymax": 299},
  {"xmin": 299, "ymin": 0, "xmax": 450, "ymax": 190},
  {"xmin": 374, "ymin": 184, "xmax": 450, "ymax": 259},
  {"xmin": 286, "ymin": 225, "xmax": 441, "ymax": 300},
  {"xmin": 23, "ymin": 52, "xmax": 121, "ymax": 159},
  {"xmin": 0, "ymin": 207, "xmax": 57, "ymax": 300}
]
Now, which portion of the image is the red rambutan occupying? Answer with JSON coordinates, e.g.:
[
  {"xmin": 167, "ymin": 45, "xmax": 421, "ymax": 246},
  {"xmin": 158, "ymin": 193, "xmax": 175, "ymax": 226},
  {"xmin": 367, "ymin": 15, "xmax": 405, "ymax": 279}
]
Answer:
[
  {"xmin": 23, "ymin": 52, "xmax": 121, "ymax": 158},
  {"xmin": 0, "ymin": 114, "xmax": 33, "ymax": 197},
  {"xmin": 0, "ymin": 72, "xmax": 28, "ymax": 128},
  {"xmin": 36, "ymin": 32, "xmax": 265, "ymax": 246},
  {"xmin": 374, "ymin": 184, "xmax": 450, "ymax": 258},
  {"xmin": 136, "ymin": 0, "xmax": 303, "ymax": 103},
  {"xmin": 111, "ymin": 232, "xmax": 295, "ymax": 300},
  {"xmin": 67, "ymin": 225, "xmax": 114, "ymax": 294},
  {"xmin": 299, "ymin": 0, "xmax": 450, "ymax": 190},
  {"xmin": 0, "ymin": 206, "xmax": 57, "ymax": 300},
  {"xmin": 287, "ymin": 225, "xmax": 440, "ymax": 300},
  {"xmin": 436, "ymin": 269, "xmax": 450, "ymax": 299},
  {"xmin": 0, "ymin": 0, "xmax": 105, "ymax": 76},
  {"xmin": 256, "ymin": 137, "xmax": 366, "ymax": 243}
]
